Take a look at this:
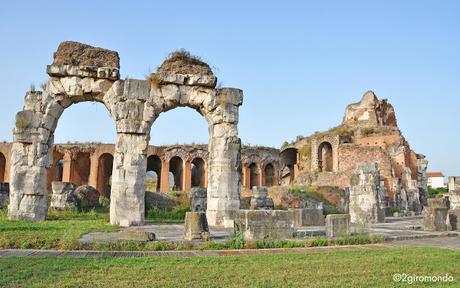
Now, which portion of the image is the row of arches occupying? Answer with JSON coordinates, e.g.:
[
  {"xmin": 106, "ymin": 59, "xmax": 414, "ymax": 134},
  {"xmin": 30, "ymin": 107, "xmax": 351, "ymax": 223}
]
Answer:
[
  {"xmin": 244, "ymin": 162, "xmax": 277, "ymax": 189},
  {"xmin": 146, "ymin": 155, "xmax": 206, "ymax": 192}
]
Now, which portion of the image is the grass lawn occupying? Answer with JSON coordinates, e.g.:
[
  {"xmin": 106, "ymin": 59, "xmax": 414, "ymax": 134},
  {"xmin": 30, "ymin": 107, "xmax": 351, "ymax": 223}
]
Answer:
[
  {"xmin": 0, "ymin": 247, "xmax": 459, "ymax": 287},
  {"xmin": 0, "ymin": 209, "xmax": 118, "ymax": 250}
]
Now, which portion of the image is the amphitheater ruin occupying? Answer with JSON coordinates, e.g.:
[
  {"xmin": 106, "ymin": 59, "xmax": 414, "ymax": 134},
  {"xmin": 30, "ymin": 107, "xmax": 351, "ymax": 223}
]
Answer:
[{"xmin": 2, "ymin": 41, "xmax": 458, "ymax": 235}]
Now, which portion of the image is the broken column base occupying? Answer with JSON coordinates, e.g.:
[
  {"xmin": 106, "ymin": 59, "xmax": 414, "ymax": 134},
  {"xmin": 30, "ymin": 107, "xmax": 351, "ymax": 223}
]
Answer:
[
  {"xmin": 184, "ymin": 212, "xmax": 210, "ymax": 241},
  {"xmin": 325, "ymin": 214, "xmax": 350, "ymax": 238},
  {"xmin": 423, "ymin": 207, "xmax": 448, "ymax": 231},
  {"xmin": 447, "ymin": 209, "xmax": 460, "ymax": 231},
  {"xmin": 9, "ymin": 194, "xmax": 48, "ymax": 221},
  {"xmin": 235, "ymin": 210, "xmax": 294, "ymax": 241}
]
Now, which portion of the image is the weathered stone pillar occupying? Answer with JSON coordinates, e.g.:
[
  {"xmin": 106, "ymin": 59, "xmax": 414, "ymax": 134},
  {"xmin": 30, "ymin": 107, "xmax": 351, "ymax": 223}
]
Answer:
[
  {"xmin": 242, "ymin": 164, "xmax": 250, "ymax": 189},
  {"xmin": 88, "ymin": 153, "xmax": 99, "ymax": 190},
  {"xmin": 206, "ymin": 122, "xmax": 241, "ymax": 227},
  {"xmin": 62, "ymin": 152, "xmax": 72, "ymax": 182},
  {"xmin": 160, "ymin": 159, "xmax": 170, "ymax": 193},
  {"xmin": 110, "ymin": 133, "xmax": 148, "ymax": 226},
  {"xmin": 183, "ymin": 160, "xmax": 192, "ymax": 191}
]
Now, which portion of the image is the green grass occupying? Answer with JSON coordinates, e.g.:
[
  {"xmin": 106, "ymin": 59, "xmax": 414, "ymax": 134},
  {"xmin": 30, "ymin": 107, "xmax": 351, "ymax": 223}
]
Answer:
[
  {"xmin": 0, "ymin": 209, "xmax": 118, "ymax": 250},
  {"xmin": 0, "ymin": 247, "xmax": 458, "ymax": 287}
]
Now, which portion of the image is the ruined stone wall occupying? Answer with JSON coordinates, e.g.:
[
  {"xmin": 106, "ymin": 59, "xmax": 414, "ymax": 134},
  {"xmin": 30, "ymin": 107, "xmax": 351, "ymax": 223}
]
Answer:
[{"xmin": 8, "ymin": 41, "xmax": 243, "ymax": 228}]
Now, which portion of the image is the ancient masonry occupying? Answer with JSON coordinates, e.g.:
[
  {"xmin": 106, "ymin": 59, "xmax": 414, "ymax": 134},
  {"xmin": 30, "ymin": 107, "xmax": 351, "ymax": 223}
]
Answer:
[
  {"xmin": 7, "ymin": 41, "xmax": 243, "ymax": 227},
  {"xmin": 1, "ymin": 41, "xmax": 436, "ymax": 228}
]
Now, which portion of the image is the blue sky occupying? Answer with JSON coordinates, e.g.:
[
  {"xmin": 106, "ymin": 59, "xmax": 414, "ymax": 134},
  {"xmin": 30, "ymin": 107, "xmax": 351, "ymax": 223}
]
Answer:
[{"xmin": 0, "ymin": 1, "xmax": 458, "ymax": 177}]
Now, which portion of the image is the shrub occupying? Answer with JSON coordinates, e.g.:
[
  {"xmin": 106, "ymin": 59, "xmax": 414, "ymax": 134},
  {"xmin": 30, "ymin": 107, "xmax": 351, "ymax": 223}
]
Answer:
[
  {"xmin": 15, "ymin": 118, "xmax": 30, "ymax": 129},
  {"xmin": 362, "ymin": 127, "xmax": 375, "ymax": 137},
  {"xmin": 428, "ymin": 186, "xmax": 447, "ymax": 198}
]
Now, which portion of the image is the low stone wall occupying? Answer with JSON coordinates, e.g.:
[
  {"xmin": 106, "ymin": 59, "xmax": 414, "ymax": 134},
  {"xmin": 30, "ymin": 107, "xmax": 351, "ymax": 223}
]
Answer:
[
  {"xmin": 235, "ymin": 210, "xmax": 295, "ymax": 241},
  {"xmin": 290, "ymin": 208, "xmax": 325, "ymax": 227}
]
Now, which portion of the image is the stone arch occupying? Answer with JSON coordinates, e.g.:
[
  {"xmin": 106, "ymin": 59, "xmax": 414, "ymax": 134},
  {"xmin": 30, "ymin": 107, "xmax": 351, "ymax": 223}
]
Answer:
[
  {"xmin": 263, "ymin": 163, "xmax": 275, "ymax": 187},
  {"xmin": 249, "ymin": 163, "xmax": 260, "ymax": 189},
  {"xmin": 318, "ymin": 141, "xmax": 333, "ymax": 172},
  {"xmin": 146, "ymin": 155, "xmax": 162, "ymax": 192},
  {"xmin": 280, "ymin": 147, "xmax": 298, "ymax": 184},
  {"xmin": 0, "ymin": 152, "xmax": 5, "ymax": 183},
  {"xmin": 191, "ymin": 157, "xmax": 206, "ymax": 188},
  {"xmin": 169, "ymin": 156, "xmax": 184, "ymax": 191},
  {"xmin": 9, "ymin": 41, "xmax": 243, "ymax": 228},
  {"xmin": 97, "ymin": 153, "xmax": 114, "ymax": 198}
]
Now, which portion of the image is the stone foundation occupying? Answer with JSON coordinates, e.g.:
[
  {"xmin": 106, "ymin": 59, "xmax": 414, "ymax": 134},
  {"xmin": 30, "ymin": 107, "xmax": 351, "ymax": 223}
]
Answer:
[
  {"xmin": 290, "ymin": 208, "xmax": 325, "ymax": 227},
  {"xmin": 184, "ymin": 212, "xmax": 210, "ymax": 241},
  {"xmin": 325, "ymin": 214, "xmax": 350, "ymax": 238},
  {"xmin": 235, "ymin": 210, "xmax": 295, "ymax": 241}
]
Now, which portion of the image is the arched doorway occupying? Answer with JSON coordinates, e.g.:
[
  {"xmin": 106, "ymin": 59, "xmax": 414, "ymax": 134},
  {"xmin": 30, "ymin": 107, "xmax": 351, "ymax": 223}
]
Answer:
[
  {"xmin": 146, "ymin": 155, "xmax": 162, "ymax": 192},
  {"xmin": 280, "ymin": 148, "xmax": 298, "ymax": 184},
  {"xmin": 0, "ymin": 153, "xmax": 5, "ymax": 182},
  {"xmin": 70, "ymin": 152, "xmax": 91, "ymax": 186},
  {"xmin": 191, "ymin": 158, "xmax": 206, "ymax": 188},
  {"xmin": 169, "ymin": 156, "xmax": 184, "ymax": 191},
  {"xmin": 318, "ymin": 141, "xmax": 333, "ymax": 172},
  {"xmin": 249, "ymin": 163, "xmax": 260, "ymax": 189},
  {"xmin": 264, "ymin": 163, "xmax": 275, "ymax": 187},
  {"xmin": 97, "ymin": 153, "xmax": 114, "ymax": 198}
]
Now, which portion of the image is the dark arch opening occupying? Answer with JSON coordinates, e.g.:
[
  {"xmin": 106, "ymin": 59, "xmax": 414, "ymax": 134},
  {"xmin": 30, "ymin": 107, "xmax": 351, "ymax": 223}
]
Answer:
[
  {"xmin": 264, "ymin": 163, "xmax": 275, "ymax": 187},
  {"xmin": 147, "ymin": 155, "xmax": 162, "ymax": 192},
  {"xmin": 97, "ymin": 153, "xmax": 114, "ymax": 198},
  {"xmin": 169, "ymin": 156, "xmax": 184, "ymax": 191},
  {"xmin": 0, "ymin": 152, "xmax": 5, "ymax": 182},
  {"xmin": 318, "ymin": 141, "xmax": 333, "ymax": 172},
  {"xmin": 249, "ymin": 163, "xmax": 260, "ymax": 189},
  {"xmin": 71, "ymin": 152, "xmax": 91, "ymax": 186},
  {"xmin": 191, "ymin": 158, "xmax": 206, "ymax": 188},
  {"xmin": 280, "ymin": 148, "xmax": 298, "ymax": 184}
]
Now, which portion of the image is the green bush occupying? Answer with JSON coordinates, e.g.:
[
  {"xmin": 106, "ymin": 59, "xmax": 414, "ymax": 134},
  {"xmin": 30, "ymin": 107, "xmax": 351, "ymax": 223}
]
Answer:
[{"xmin": 428, "ymin": 186, "xmax": 447, "ymax": 198}]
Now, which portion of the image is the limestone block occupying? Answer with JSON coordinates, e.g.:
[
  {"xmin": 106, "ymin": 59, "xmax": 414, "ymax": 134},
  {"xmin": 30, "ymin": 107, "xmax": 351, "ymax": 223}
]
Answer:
[
  {"xmin": 423, "ymin": 207, "xmax": 448, "ymax": 231},
  {"xmin": 325, "ymin": 214, "xmax": 350, "ymax": 238},
  {"xmin": 250, "ymin": 186, "xmax": 274, "ymax": 210},
  {"xmin": 156, "ymin": 72, "xmax": 217, "ymax": 88},
  {"xmin": 60, "ymin": 76, "xmax": 83, "ymax": 97},
  {"xmin": 234, "ymin": 210, "xmax": 295, "ymax": 241},
  {"xmin": 190, "ymin": 187, "xmax": 207, "ymax": 212},
  {"xmin": 217, "ymin": 88, "xmax": 243, "ymax": 106},
  {"xmin": 17, "ymin": 195, "xmax": 48, "ymax": 221},
  {"xmin": 184, "ymin": 212, "xmax": 210, "ymax": 241},
  {"xmin": 123, "ymin": 79, "xmax": 150, "ymax": 100},
  {"xmin": 447, "ymin": 209, "xmax": 459, "ymax": 231},
  {"xmin": 349, "ymin": 163, "xmax": 385, "ymax": 223},
  {"xmin": 449, "ymin": 189, "xmax": 460, "ymax": 209},
  {"xmin": 50, "ymin": 182, "xmax": 78, "ymax": 210},
  {"xmin": 290, "ymin": 208, "xmax": 325, "ymax": 227}
]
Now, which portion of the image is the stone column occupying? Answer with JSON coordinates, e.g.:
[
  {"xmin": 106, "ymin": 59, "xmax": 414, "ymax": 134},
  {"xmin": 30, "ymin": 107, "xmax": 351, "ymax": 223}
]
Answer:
[
  {"xmin": 259, "ymin": 165, "xmax": 264, "ymax": 187},
  {"xmin": 206, "ymin": 122, "xmax": 241, "ymax": 227},
  {"xmin": 62, "ymin": 152, "xmax": 72, "ymax": 182},
  {"xmin": 242, "ymin": 164, "xmax": 250, "ymax": 189},
  {"xmin": 110, "ymin": 133, "xmax": 148, "ymax": 226},
  {"xmin": 160, "ymin": 159, "xmax": 170, "ymax": 193},
  {"xmin": 183, "ymin": 160, "xmax": 192, "ymax": 191},
  {"xmin": 88, "ymin": 153, "xmax": 99, "ymax": 190}
]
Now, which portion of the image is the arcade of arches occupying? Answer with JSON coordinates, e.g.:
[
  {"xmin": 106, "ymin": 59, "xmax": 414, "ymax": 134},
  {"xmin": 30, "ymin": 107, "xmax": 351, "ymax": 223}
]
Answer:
[{"xmin": 0, "ymin": 142, "xmax": 297, "ymax": 195}]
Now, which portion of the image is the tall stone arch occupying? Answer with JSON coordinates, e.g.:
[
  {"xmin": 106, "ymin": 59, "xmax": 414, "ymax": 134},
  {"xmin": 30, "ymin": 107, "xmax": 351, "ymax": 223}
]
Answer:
[{"xmin": 9, "ymin": 42, "xmax": 243, "ymax": 228}]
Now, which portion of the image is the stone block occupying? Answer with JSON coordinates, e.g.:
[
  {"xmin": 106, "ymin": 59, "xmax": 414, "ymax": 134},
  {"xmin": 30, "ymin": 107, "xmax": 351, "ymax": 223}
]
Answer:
[
  {"xmin": 447, "ymin": 209, "xmax": 459, "ymax": 231},
  {"xmin": 325, "ymin": 214, "xmax": 350, "ymax": 238},
  {"xmin": 184, "ymin": 212, "xmax": 210, "ymax": 241},
  {"xmin": 53, "ymin": 41, "xmax": 120, "ymax": 68},
  {"xmin": 290, "ymin": 208, "xmax": 325, "ymax": 227},
  {"xmin": 234, "ymin": 210, "xmax": 295, "ymax": 241},
  {"xmin": 423, "ymin": 207, "xmax": 448, "ymax": 231},
  {"xmin": 50, "ymin": 182, "xmax": 78, "ymax": 210},
  {"xmin": 190, "ymin": 187, "xmax": 207, "ymax": 212},
  {"xmin": 250, "ymin": 186, "xmax": 274, "ymax": 210}
]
